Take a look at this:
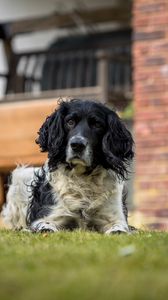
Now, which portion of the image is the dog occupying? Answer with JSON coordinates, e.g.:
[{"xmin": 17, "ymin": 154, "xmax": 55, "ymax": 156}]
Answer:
[{"xmin": 1, "ymin": 99, "xmax": 134, "ymax": 233}]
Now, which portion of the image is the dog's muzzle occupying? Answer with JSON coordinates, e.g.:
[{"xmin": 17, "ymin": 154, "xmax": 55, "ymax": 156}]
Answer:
[{"xmin": 66, "ymin": 136, "xmax": 92, "ymax": 167}]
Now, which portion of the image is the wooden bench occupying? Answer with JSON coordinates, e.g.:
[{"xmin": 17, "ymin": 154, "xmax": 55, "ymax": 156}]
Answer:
[{"xmin": 0, "ymin": 98, "xmax": 59, "ymax": 208}]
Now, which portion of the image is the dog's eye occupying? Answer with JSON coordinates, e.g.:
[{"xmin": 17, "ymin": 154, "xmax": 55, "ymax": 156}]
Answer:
[
  {"xmin": 93, "ymin": 121, "xmax": 102, "ymax": 129},
  {"xmin": 89, "ymin": 119, "xmax": 102, "ymax": 129},
  {"xmin": 66, "ymin": 119, "xmax": 75, "ymax": 128}
]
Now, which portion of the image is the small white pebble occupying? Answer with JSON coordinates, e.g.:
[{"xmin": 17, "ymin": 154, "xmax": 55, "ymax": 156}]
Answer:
[{"xmin": 119, "ymin": 245, "xmax": 136, "ymax": 256}]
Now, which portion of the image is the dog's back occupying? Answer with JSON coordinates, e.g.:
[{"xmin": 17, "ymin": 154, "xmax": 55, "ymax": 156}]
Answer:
[{"xmin": 1, "ymin": 166, "xmax": 38, "ymax": 229}]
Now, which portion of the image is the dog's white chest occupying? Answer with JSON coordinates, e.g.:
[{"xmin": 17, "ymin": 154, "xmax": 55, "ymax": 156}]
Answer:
[{"xmin": 49, "ymin": 165, "xmax": 118, "ymax": 228}]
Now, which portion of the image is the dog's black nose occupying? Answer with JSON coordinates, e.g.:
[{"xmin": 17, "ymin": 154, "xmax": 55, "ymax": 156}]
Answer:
[
  {"xmin": 70, "ymin": 137, "xmax": 87, "ymax": 152},
  {"xmin": 71, "ymin": 142, "xmax": 85, "ymax": 152}
]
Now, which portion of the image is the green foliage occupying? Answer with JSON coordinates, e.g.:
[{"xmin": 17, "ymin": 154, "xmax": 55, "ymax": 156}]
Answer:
[
  {"xmin": 0, "ymin": 230, "xmax": 168, "ymax": 300},
  {"xmin": 121, "ymin": 102, "xmax": 134, "ymax": 120}
]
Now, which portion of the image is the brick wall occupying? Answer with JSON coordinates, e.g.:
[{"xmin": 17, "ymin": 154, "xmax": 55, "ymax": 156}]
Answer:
[{"xmin": 132, "ymin": 0, "xmax": 168, "ymax": 230}]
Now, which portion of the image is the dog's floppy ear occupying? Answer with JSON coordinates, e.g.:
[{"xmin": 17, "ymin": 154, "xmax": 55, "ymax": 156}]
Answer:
[
  {"xmin": 102, "ymin": 111, "xmax": 134, "ymax": 179},
  {"xmin": 36, "ymin": 107, "xmax": 65, "ymax": 153},
  {"xmin": 36, "ymin": 112, "xmax": 54, "ymax": 152}
]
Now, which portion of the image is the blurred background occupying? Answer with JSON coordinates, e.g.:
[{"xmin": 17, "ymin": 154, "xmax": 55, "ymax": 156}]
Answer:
[{"xmin": 0, "ymin": 0, "xmax": 167, "ymax": 230}]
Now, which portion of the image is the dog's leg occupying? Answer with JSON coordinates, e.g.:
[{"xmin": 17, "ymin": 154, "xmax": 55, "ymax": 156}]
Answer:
[
  {"xmin": 104, "ymin": 210, "xmax": 129, "ymax": 235},
  {"xmin": 105, "ymin": 222, "xmax": 129, "ymax": 234},
  {"xmin": 29, "ymin": 211, "xmax": 69, "ymax": 233},
  {"xmin": 99, "ymin": 183, "xmax": 130, "ymax": 234},
  {"xmin": 30, "ymin": 219, "xmax": 59, "ymax": 233}
]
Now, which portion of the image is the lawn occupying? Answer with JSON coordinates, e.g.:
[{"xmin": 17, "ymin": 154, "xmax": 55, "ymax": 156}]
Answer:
[{"xmin": 0, "ymin": 230, "xmax": 168, "ymax": 300}]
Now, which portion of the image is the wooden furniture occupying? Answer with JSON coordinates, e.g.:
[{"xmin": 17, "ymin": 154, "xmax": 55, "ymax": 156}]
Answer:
[{"xmin": 0, "ymin": 98, "xmax": 59, "ymax": 208}]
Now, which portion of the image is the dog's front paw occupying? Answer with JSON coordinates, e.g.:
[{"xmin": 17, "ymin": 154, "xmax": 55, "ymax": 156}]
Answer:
[
  {"xmin": 105, "ymin": 224, "xmax": 129, "ymax": 235},
  {"xmin": 30, "ymin": 220, "xmax": 58, "ymax": 233}
]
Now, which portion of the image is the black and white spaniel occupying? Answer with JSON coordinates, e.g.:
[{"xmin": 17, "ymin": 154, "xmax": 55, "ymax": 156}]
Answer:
[{"xmin": 2, "ymin": 99, "xmax": 134, "ymax": 233}]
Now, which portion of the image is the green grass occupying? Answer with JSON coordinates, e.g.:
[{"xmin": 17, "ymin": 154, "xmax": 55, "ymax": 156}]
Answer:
[{"xmin": 0, "ymin": 230, "xmax": 168, "ymax": 300}]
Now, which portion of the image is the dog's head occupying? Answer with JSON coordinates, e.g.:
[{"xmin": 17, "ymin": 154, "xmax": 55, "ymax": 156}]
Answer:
[{"xmin": 36, "ymin": 99, "xmax": 134, "ymax": 179}]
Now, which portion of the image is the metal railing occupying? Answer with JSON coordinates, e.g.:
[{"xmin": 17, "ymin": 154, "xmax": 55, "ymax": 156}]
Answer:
[{"xmin": 0, "ymin": 33, "xmax": 132, "ymax": 103}]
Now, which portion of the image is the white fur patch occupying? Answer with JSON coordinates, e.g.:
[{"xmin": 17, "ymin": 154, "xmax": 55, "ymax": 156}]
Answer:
[
  {"xmin": 46, "ymin": 165, "xmax": 128, "ymax": 232},
  {"xmin": 1, "ymin": 166, "xmax": 38, "ymax": 229}
]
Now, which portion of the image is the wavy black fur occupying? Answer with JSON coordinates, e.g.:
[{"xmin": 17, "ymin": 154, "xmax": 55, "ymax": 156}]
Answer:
[
  {"xmin": 36, "ymin": 99, "xmax": 134, "ymax": 179},
  {"xmin": 26, "ymin": 168, "xmax": 55, "ymax": 225}
]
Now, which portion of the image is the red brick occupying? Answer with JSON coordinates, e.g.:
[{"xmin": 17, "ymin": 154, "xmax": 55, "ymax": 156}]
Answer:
[{"xmin": 133, "ymin": 0, "xmax": 168, "ymax": 230}]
